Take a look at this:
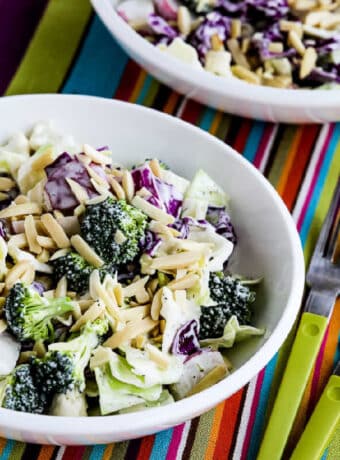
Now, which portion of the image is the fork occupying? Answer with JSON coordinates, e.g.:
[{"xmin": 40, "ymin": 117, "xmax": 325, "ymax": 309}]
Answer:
[
  {"xmin": 290, "ymin": 359, "xmax": 340, "ymax": 460},
  {"xmin": 257, "ymin": 177, "xmax": 340, "ymax": 460}
]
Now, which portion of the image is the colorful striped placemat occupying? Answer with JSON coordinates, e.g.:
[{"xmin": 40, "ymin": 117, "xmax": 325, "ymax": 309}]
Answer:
[{"xmin": 0, "ymin": 1, "xmax": 339, "ymax": 459}]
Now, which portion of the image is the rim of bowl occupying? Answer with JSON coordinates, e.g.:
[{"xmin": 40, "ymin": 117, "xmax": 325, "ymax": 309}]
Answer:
[
  {"xmin": 92, "ymin": 0, "xmax": 340, "ymax": 111},
  {"xmin": 0, "ymin": 94, "xmax": 305, "ymax": 440}
]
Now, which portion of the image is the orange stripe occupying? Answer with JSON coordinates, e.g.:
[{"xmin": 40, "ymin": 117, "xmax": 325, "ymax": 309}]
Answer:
[
  {"xmin": 276, "ymin": 128, "xmax": 303, "ymax": 197},
  {"xmin": 203, "ymin": 402, "xmax": 226, "ymax": 460},
  {"xmin": 103, "ymin": 443, "xmax": 115, "ymax": 460},
  {"xmin": 317, "ymin": 299, "xmax": 340, "ymax": 395},
  {"xmin": 282, "ymin": 125, "xmax": 319, "ymax": 210},
  {"xmin": 37, "ymin": 445, "xmax": 55, "ymax": 460},
  {"xmin": 129, "ymin": 70, "xmax": 147, "ymax": 103},
  {"xmin": 209, "ymin": 111, "xmax": 223, "ymax": 136},
  {"xmin": 137, "ymin": 435, "xmax": 155, "ymax": 460},
  {"xmin": 163, "ymin": 92, "xmax": 179, "ymax": 114},
  {"xmin": 0, "ymin": 438, "xmax": 7, "ymax": 455},
  {"xmin": 213, "ymin": 389, "xmax": 244, "ymax": 460}
]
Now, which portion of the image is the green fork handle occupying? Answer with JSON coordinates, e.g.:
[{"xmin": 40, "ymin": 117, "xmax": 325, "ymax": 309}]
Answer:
[
  {"xmin": 291, "ymin": 373, "xmax": 340, "ymax": 460},
  {"xmin": 257, "ymin": 312, "xmax": 328, "ymax": 460}
]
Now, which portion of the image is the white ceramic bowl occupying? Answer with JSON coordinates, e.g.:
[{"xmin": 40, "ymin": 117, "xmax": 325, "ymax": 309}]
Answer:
[
  {"xmin": 92, "ymin": 0, "xmax": 340, "ymax": 123},
  {"xmin": 0, "ymin": 94, "xmax": 304, "ymax": 445}
]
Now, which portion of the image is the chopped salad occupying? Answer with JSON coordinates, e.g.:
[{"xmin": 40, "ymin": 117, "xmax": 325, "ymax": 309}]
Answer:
[
  {"xmin": 0, "ymin": 122, "xmax": 263, "ymax": 417},
  {"xmin": 115, "ymin": 0, "xmax": 340, "ymax": 89}
]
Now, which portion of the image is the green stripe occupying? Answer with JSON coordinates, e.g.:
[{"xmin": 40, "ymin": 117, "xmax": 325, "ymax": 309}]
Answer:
[
  {"xmin": 303, "ymin": 141, "xmax": 340, "ymax": 263},
  {"xmin": 143, "ymin": 80, "xmax": 161, "ymax": 107},
  {"xmin": 6, "ymin": 441, "xmax": 25, "ymax": 460},
  {"xmin": 215, "ymin": 113, "xmax": 231, "ymax": 141},
  {"xmin": 267, "ymin": 126, "xmax": 296, "ymax": 188},
  {"xmin": 110, "ymin": 441, "xmax": 129, "ymax": 460},
  {"xmin": 5, "ymin": 0, "xmax": 92, "ymax": 95},
  {"xmin": 189, "ymin": 410, "xmax": 216, "ymax": 458}
]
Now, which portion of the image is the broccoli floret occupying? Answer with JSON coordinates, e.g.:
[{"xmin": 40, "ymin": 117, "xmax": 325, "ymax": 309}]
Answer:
[
  {"xmin": 4, "ymin": 282, "xmax": 74, "ymax": 343},
  {"xmin": 81, "ymin": 198, "xmax": 147, "ymax": 265},
  {"xmin": 0, "ymin": 364, "xmax": 47, "ymax": 414},
  {"xmin": 199, "ymin": 273, "xmax": 256, "ymax": 339},
  {"xmin": 51, "ymin": 252, "xmax": 115, "ymax": 295},
  {"xmin": 33, "ymin": 318, "xmax": 109, "ymax": 394},
  {"xmin": 183, "ymin": 0, "xmax": 217, "ymax": 14}
]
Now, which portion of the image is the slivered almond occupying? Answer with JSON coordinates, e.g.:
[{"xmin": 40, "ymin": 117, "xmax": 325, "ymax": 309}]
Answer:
[
  {"xmin": 43, "ymin": 290, "xmax": 55, "ymax": 299},
  {"xmin": 74, "ymin": 204, "xmax": 85, "ymax": 217},
  {"xmin": 70, "ymin": 300, "xmax": 105, "ymax": 332},
  {"xmin": 90, "ymin": 178, "xmax": 110, "ymax": 195},
  {"xmin": 14, "ymin": 195, "xmax": 29, "ymax": 205},
  {"xmin": 148, "ymin": 220, "xmax": 174, "ymax": 238},
  {"xmin": 160, "ymin": 319, "xmax": 166, "ymax": 333},
  {"xmin": 9, "ymin": 233, "xmax": 28, "ymax": 249},
  {"xmin": 103, "ymin": 317, "xmax": 157, "ymax": 348},
  {"xmin": 0, "ymin": 283, "xmax": 5, "ymax": 294},
  {"xmin": 66, "ymin": 178, "xmax": 89, "ymax": 204},
  {"xmin": 89, "ymin": 270, "xmax": 120, "ymax": 321},
  {"xmin": 5, "ymin": 261, "xmax": 33, "ymax": 289},
  {"xmin": 108, "ymin": 176, "xmax": 126, "ymax": 200},
  {"xmin": 151, "ymin": 287, "xmax": 163, "ymax": 320},
  {"xmin": 0, "ymin": 202, "xmax": 41, "ymax": 218},
  {"xmin": 31, "ymin": 147, "xmax": 54, "ymax": 170},
  {"xmin": 231, "ymin": 19, "xmax": 241, "ymax": 38},
  {"xmin": 53, "ymin": 210, "xmax": 64, "ymax": 220},
  {"xmin": 78, "ymin": 299, "xmax": 94, "ymax": 311},
  {"xmin": 20, "ymin": 265, "xmax": 35, "ymax": 284},
  {"xmin": 305, "ymin": 10, "xmax": 331, "ymax": 26},
  {"xmin": 83, "ymin": 144, "xmax": 112, "ymax": 165},
  {"xmin": 150, "ymin": 251, "xmax": 202, "ymax": 270},
  {"xmin": 55, "ymin": 276, "xmax": 67, "ymax": 298},
  {"xmin": 122, "ymin": 170, "xmax": 135, "ymax": 202},
  {"xmin": 0, "ymin": 192, "xmax": 8, "ymax": 201},
  {"xmin": 177, "ymin": 6, "xmax": 191, "ymax": 35},
  {"xmin": 119, "ymin": 305, "xmax": 150, "ymax": 322},
  {"xmin": 145, "ymin": 343, "xmax": 169, "ymax": 369},
  {"xmin": 86, "ymin": 193, "xmax": 109, "ymax": 206},
  {"xmin": 227, "ymin": 38, "xmax": 250, "ymax": 69},
  {"xmin": 231, "ymin": 66, "xmax": 260, "ymax": 85},
  {"xmin": 37, "ymin": 248, "xmax": 50, "ymax": 263},
  {"xmin": 41, "ymin": 213, "xmax": 70, "ymax": 248},
  {"xmin": 70, "ymin": 234, "xmax": 103, "ymax": 267},
  {"xmin": 0, "ymin": 177, "xmax": 15, "ymax": 191},
  {"xmin": 85, "ymin": 164, "xmax": 108, "ymax": 186},
  {"xmin": 135, "ymin": 334, "xmax": 146, "ymax": 349},
  {"xmin": 280, "ymin": 20, "xmax": 303, "ymax": 37},
  {"xmin": 111, "ymin": 168, "xmax": 123, "ymax": 178},
  {"xmin": 187, "ymin": 365, "xmax": 227, "ymax": 396},
  {"xmin": 36, "ymin": 235, "xmax": 57, "ymax": 250},
  {"xmin": 167, "ymin": 273, "xmax": 199, "ymax": 290},
  {"xmin": 49, "ymin": 248, "xmax": 70, "ymax": 261},
  {"xmin": 71, "ymin": 301, "xmax": 82, "ymax": 320},
  {"xmin": 132, "ymin": 195, "xmax": 175, "ymax": 225},
  {"xmin": 114, "ymin": 284, "xmax": 124, "ymax": 306},
  {"xmin": 268, "ymin": 42, "xmax": 284, "ymax": 53},
  {"xmin": 149, "ymin": 159, "xmax": 162, "ymax": 178},
  {"xmin": 27, "ymin": 179, "xmax": 46, "ymax": 206},
  {"xmin": 90, "ymin": 346, "xmax": 113, "ymax": 368},
  {"xmin": 288, "ymin": 30, "xmax": 305, "ymax": 56},
  {"xmin": 24, "ymin": 215, "xmax": 41, "ymax": 254},
  {"xmin": 211, "ymin": 33, "xmax": 224, "ymax": 51},
  {"xmin": 300, "ymin": 47, "xmax": 317, "ymax": 78},
  {"xmin": 123, "ymin": 276, "xmax": 149, "ymax": 300}
]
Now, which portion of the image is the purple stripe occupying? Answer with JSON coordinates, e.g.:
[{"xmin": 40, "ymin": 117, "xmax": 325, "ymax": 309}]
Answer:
[
  {"xmin": 166, "ymin": 424, "xmax": 185, "ymax": 460},
  {"xmin": 0, "ymin": 0, "xmax": 48, "ymax": 94}
]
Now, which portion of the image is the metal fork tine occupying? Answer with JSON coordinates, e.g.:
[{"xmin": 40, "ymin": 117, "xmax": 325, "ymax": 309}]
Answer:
[{"xmin": 312, "ymin": 177, "xmax": 340, "ymax": 259}]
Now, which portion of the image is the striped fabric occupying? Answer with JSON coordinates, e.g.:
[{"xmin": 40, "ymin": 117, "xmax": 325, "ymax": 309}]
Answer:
[{"xmin": 0, "ymin": 1, "xmax": 339, "ymax": 459}]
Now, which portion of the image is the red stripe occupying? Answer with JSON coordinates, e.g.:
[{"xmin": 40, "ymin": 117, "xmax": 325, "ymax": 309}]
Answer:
[
  {"xmin": 180, "ymin": 99, "xmax": 203, "ymax": 124},
  {"xmin": 213, "ymin": 389, "xmax": 244, "ymax": 460},
  {"xmin": 282, "ymin": 125, "xmax": 319, "ymax": 212},
  {"xmin": 233, "ymin": 120, "xmax": 252, "ymax": 153},
  {"xmin": 240, "ymin": 370, "xmax": 265, "ymax": 460},
  {"xmin": 114, "ymin": 60, "xmax": 141, "ymax": 101},
  {"xmin": 137, "ymin": 435, "xmax": 155, "ymax": 460},
  {"xmin": 253, "ymin": 124, "xmax": 274, "ymax": 169},
  {"xmin": 296, "ymin": 124, "xmax": 334, "ymax": 231},
  {"xmin": 61, "ymin": 446, "xmax": 86, "ymax": 460}
]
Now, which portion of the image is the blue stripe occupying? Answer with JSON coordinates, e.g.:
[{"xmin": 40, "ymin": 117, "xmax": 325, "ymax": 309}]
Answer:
[
  {"xmin": 243, "ymin": 122, "xmax": 265, "ymax": 161},
  {"xmin": 300, "ymin": 124, "xmax": 340, "ymax": 246},
  {"xmin": 321, "ymin": 448, "xmax": 328, "ymax": 460},
  {"xmin": 0, "ymin": 440, "xmax": 15, "ymax": 460},
  {"xmin": 149, "ymin": 428, "xmax": 174, "ymax": 460},
  {"xmin": 88, "ymin": 444, "xmax": 107, "ymax": 460},
  {"xmin": 62, "ymin": 15, "xmax": 128, "ymax": 97},
  {"xmin": 136, "ymin": 75, "xmax": 154, "ymax": 105},
  {"xmin": 199, "ymin": 107, "xmax": 217, "ymax": 132},
  {"xmin": 246, "ymin": 353, "xmax": 279, "ymax": 460}
]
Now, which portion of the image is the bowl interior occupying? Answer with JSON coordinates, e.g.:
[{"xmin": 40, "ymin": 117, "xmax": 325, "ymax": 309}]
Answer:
[{"xmin": 0, "ymin": 95, "xmax": 304, "ymax": 444}]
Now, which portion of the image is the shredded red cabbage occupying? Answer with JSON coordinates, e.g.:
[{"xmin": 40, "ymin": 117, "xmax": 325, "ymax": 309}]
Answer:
[
  {"xmin": 171, "ymin": 319, "xmax": 201, "ymax": 355},
  {"xmin": 206, "ymin": 206, "xmax": 237, "ymax": 243},
  {"xmin": 139, "ymin": 230, "xmax": 162, "ymax": 256}
]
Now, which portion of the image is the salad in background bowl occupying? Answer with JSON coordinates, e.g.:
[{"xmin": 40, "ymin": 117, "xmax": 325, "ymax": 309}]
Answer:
[
  {"xmin": 0, "ymin": 94, "xmax": 304, "ymax": 444},
  {"xmin": 92, "ymin": 0, "xmax": 340, "ymax": 122}
]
